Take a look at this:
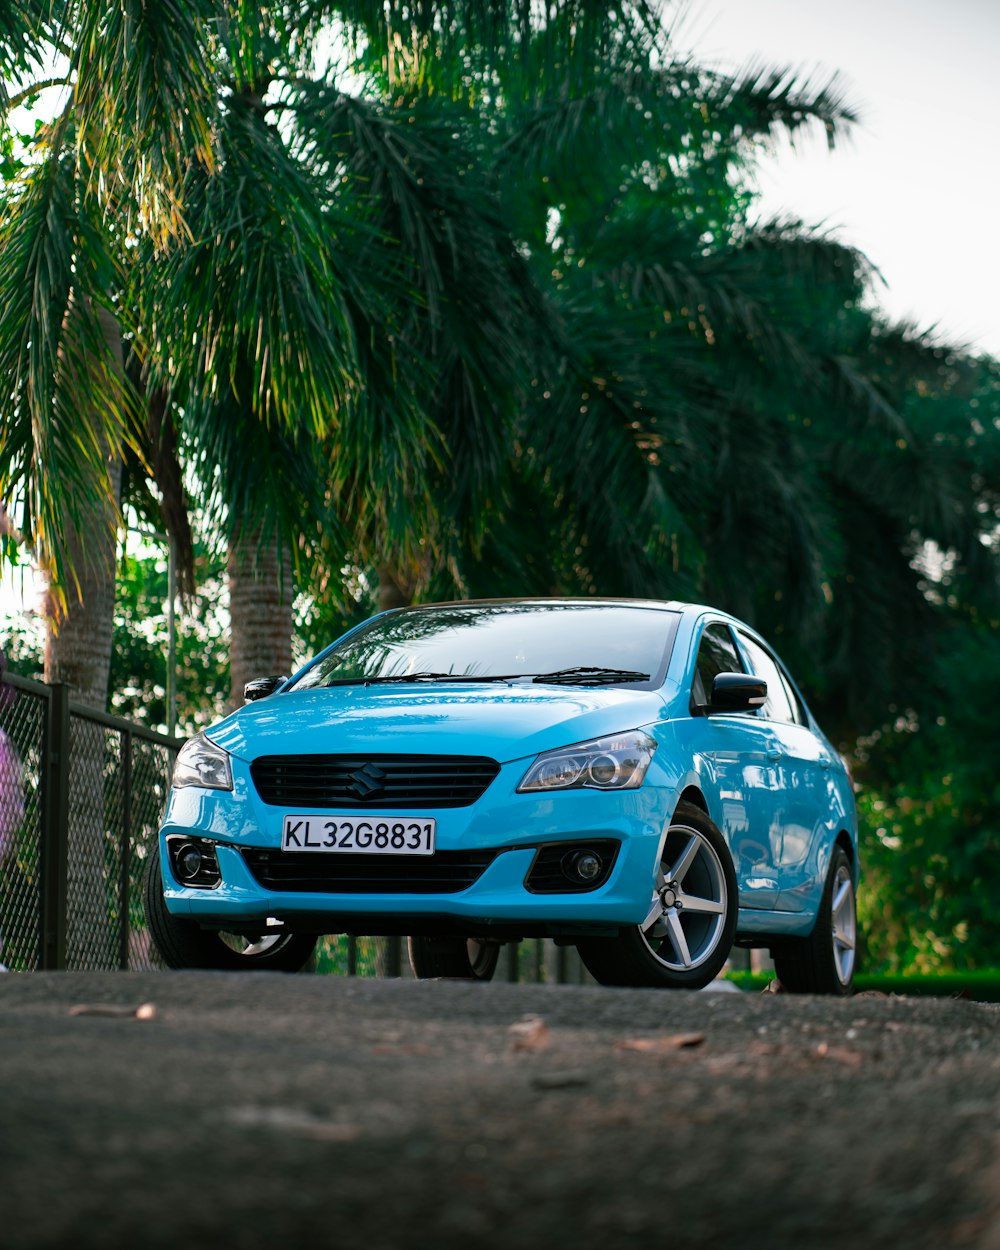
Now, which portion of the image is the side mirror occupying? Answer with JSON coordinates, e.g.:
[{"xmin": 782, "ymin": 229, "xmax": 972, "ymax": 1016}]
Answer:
[
  {"xmin": 706, "ymin": 672, "xmax": 766, "ymax": 715},
  {"xmin": 243, "ymin": 675, "xmax": 289, "ymax": 704}
]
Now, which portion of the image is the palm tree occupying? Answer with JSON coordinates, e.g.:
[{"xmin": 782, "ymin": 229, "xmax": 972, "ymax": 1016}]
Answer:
[
  {"xmin": 1, "ymin": 3, "xmax": 396, "ymax": 708},
  {"xmin": 4, "ymin": 0, "xmax": 994, "ymax": 745},
  {"xmin": 281, "ymin": 3, "xmax": 878, "ymax": 618},
  {"xmin": 0, "ymin": 0, "xmax": 227, "ymax": 704},
  {"xmin": 324, "ymin": 6, "xmax": 996, "ymax": 740}
]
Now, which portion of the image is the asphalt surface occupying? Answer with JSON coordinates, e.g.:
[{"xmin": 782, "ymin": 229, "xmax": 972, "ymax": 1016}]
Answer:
[{"xmin": 2, "ymin": 971, "xmax": 999, "ymax": 1250}]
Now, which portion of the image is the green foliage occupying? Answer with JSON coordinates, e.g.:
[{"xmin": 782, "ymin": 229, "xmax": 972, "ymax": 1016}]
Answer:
[
  {"xmin": 0, "ymin": 146, "xmax": 141, "ymax": 597},
  {"xmin": 726, "ymin": 970, "xmax": 1000, "ymax": 1002},
  {"xmin": 110, "ymin": 544, "xmax": 230, "ymax": 733},
  {"xmin": 0, "ymin": 541, "xmax": 231, "ymax": 732},
  {"xmin": 0, "ymin": 599, "xmax": 44, "ymax": 679},
  {"xmin": 855, "ymin": 619, "xmax": 1000, "ymax": 973},
  {"xmin": 312, "ymin": 934, "xmax": 380, "ymax": 976}
]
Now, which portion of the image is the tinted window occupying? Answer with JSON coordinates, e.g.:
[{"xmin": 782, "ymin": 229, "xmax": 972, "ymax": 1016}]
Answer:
[
  {"xmin": 293, "ymin": 604, "xmax": 680, "ymax": 688},
  {"xmin": 777, "ymin": 667, "xmax": 808, "ymax": 726},
  {"xmin": 737, "ymin": 632, "xmax": 797, "ymax": 724},
  {"xmin": 691, "ymin": 623, "xmax": 745, "ymax": 709}
]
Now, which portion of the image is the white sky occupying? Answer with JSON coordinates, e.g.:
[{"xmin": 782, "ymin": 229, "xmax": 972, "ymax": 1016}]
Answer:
[{"xmin": 676, "ymin": 0, "xmax": 1000, "ymax": 357}]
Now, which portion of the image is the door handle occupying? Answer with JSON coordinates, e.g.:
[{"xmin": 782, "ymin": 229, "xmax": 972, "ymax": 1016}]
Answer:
[
  {"xmin": 766, "ymin": 748, "xmax": 783, "ymax": 762},
  {"xmin": 819, "ymin": 754, "xmax": 833, "ymax": 770}
]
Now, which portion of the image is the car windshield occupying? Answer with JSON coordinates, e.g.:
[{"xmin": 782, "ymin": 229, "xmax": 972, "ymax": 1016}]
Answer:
[{"xmin": 291, "ymin": 603, "xmax": 680, "ymax": 690}]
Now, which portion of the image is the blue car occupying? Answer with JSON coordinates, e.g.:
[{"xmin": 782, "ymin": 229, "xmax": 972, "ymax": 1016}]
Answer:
[{"xmin": 146, "ymin": 599, "xmax": 858, "ymax": 993}]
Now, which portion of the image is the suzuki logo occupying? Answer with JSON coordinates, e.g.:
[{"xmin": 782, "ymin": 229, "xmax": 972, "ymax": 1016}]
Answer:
[{"xmin": 345, "ymin": 762, "xmax": 387, "ymax": 801}]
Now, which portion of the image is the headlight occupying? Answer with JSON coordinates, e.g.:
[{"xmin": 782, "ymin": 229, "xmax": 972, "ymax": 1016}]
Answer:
[
  {"xmin": 517, "ymin": 731, "xmax": 657, "ymax": 793},
  {"xmin": 171, "ymin": 733, "xmax": 233, "ymax": 791}
]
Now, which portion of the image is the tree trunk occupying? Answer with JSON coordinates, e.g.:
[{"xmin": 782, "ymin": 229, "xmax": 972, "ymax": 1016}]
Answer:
[
  {"xmin": 43, "ymin": 303, "xmax": 124, "ymax": 970},
  {"xmin": 227, "ymin": 527, "xmax": 294, "ymax": 711},
  {"xmin": 43, "ymin": 306, "xmax": 123, "ymax": 710},
  {"xmin": 377, "ymin": 566, "xmax": 414, "ymax": 612}
]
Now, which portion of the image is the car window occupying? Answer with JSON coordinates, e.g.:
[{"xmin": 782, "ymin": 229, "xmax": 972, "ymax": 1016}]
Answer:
[
  {"xmin": 777, "ymin": 666, "xmax": 808, "ymax": 726},
  {"xmin": 293, "ymin": 603, "xmax": 681, "ymax": 690},
  {"xmin": 691, "ymin": 623, "xmax": 745, "ymax": 709},
  {"xmin": 736, "ymin": 632, "xmax": 797, "ymax": 724}
]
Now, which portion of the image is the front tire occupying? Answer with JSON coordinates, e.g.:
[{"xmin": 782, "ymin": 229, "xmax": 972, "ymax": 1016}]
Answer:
[
  {"xmin": 576, "ymin": 801, "xmax": 737, "ymax": 989},
  {"xmin": 407, "ymin": 935, "xmax": 500, "ymax": 981},
  {"xmin": 143, "ymin": 853, "xmax": 317, "ymax": 972},
  {"xmin": 773, "ymin": 845, "xmax": 856, "ymax": 995}
]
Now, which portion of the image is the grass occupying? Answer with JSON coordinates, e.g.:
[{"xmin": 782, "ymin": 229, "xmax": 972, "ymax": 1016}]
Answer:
[{"xmin": 724, "ymin": 969, "xmax": 1000, "ymax": 1002}]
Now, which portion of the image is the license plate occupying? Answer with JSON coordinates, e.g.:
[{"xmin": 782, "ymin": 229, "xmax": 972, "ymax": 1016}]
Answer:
[{"xmin": 281, "ymin": 815, "xmax": 436, "ymax": 855}]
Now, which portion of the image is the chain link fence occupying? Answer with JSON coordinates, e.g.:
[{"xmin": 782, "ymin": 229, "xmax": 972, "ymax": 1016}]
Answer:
[
  {"xmin": 0, "ymin": 671, "xmax": 592, "ymax": 981},
  {"xmin": 0, "ymin": 672, "xmax": 176, "ymax": 971}
]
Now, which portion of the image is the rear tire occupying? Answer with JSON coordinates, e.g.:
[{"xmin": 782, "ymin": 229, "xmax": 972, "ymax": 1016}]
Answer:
[
  {"xmin": 773, "ymin": 845, "xmax": 856, "ymax": 995},
  {"xmin": 576, "ymin": 801, "xmax": 737, "ymax": 989},
  {"xmin": 407, "ymin": 935, "xmax": 500, "ymax": 981},
  {"xmin": 143, "ymin": 852, "xmax": 317, "ymax": 972}
]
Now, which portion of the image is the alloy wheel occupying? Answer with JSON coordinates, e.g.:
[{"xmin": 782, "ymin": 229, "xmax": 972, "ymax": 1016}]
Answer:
[
  {"xmin": 218, "ymin": 932, "xmax": 294, "ymax": 959},
  {"xmin": 830, "ymin": 863, "xmax": 857, "ymax": 986},
  {"xmin": 638, "ymin": 823, "xmax": 729, "ymax": 972}
]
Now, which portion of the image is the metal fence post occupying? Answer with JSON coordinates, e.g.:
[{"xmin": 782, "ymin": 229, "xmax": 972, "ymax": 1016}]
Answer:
[
  {"xmin": 118, "ymin": 728, "xmax": 133, "ymax": 970},
  {"xmin": 40, "ymin": 682, "xmax": 70, "ymax": 970},
  {"xmin": 382, "ymin": 936, "xmax": 402, "ymax": 977}
]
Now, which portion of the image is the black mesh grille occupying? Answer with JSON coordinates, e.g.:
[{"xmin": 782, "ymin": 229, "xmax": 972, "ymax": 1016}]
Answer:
[
  {"xmin": 242, "ymin": 847, "xmax": 501, "ymax": 894},
  {"xmin": 249, "ymin": 754, "xmax": 500, "ymax": 809}
]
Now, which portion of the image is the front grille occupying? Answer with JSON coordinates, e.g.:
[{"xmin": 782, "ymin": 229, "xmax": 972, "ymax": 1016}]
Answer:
[
  {"xmin": 250, "ymin": 754, "xmax": 500, "ymax": 809},
  {"xmin": 242, "ymin": 848, "xmax": 501, "ymax": 894}
]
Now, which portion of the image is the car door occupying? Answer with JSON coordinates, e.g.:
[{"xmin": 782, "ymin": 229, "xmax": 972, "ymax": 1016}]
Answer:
[
  {"xmin": 735, "ymin": 630, "xmax": 840, "ymax": 913},
  {"xmin": 682, "ymin": 620, "xmax": 781, "ymax": 910}
]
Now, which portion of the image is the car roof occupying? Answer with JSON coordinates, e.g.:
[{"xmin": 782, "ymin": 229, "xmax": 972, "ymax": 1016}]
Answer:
[{"xmin": 385, "ymin": 597, "xmax": 690, "ymax": 612}]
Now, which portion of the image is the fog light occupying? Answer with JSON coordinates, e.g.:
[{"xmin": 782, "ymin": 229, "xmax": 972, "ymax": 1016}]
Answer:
[
  {"xmin": 166, "ymin": 837, "xmax": 222, "ymax": 889},
  {"xmin": 177, "ymin": 845, "xmax": 204, "ymax": 881},
  {"xmin": 563, "ymin": 850, "xmax": 604, "ymax": 883}
]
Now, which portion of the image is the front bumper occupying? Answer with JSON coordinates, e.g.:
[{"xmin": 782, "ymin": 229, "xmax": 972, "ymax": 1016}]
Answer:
[{"xmin": 157, "ymin": 755, "xmax": 671, "ymax": 936}]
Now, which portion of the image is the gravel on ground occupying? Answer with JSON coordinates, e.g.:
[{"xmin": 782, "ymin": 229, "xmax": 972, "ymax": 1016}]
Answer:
[{"xmin": 2, "ymin": 971, "xmax": 999, "ymax": 1249}]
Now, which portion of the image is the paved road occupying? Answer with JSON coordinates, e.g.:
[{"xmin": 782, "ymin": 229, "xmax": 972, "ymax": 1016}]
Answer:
[{"xmin": 2, "ymin": 972, "xmax": 999, "ymax": 1249}]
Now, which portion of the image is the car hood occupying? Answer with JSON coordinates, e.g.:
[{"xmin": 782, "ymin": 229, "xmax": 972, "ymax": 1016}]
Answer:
[{"xmin": 207, "ymin": 682, "xmax": 671, "ymax": 764}]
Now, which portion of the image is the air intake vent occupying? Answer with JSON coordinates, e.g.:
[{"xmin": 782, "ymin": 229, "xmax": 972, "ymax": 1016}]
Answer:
[
  {"xmin": 250, "ymin": 755, "xmax": 501, "ymax": 809},
  {"xmin": 242, "ymin": 848, "xmax": 501, "ymax": 894}
]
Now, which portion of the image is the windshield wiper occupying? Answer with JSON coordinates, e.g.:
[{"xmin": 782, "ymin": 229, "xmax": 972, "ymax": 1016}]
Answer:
[
  {"xmin": 532, "ymin": 666, "xmax": 650, "ymax": 686},
  {"xmin": 363, "ymin": 672, "xmax": 463, "ymax": 684},
  {"xmin": 320, "ymin": 668, "xmax": 651, "ymax": 688},
  {"xmin": 361, "ymin": 672, "xmax": 522, "ymax": 685}
]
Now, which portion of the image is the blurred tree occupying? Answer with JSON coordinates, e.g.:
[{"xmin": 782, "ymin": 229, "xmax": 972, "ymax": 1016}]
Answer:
[
  {"xmin": 0, "ymin": 542, "xmax": 231, "ymax": 733},
  {"xmin": 288, "ymin": 3, "xmax": 1000, "ymax": 753},
  {"xmin": 109, "ymin": 543, "xmax": 231, "ymax": 733},
  {"xmin": 855, "ymin": 618, "xmax": 1000, "ymax": 972}
]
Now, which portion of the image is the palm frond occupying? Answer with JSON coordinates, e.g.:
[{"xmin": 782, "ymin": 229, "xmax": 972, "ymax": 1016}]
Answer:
[
  {"xmin": 0, "ymin": 0, "xmax": 51, "ymax": 110},
  {"xmin": 71, "ymin": 0, "xmax": 220, "ymax": 241},
  {"xmin": 308, "ymin": 0, "xmax": 665, "ymax": 100},
  {"xmin": 707, "ymin": 61, "xmax": 860, "ymax": 152},
  {"xmin": 0, "ymin": 145, "xmax": 140, "ymax": 592},
  {"xmin": 141, "ymin": 98, "xmax": 359, "ymax": 439},
  {"xmin": 184, "ymin": 372, "xmax": 350, "ymax": 567},
  {"xmin": 290, "ymin": 86, "xmax": 544, "ymax": 539}
]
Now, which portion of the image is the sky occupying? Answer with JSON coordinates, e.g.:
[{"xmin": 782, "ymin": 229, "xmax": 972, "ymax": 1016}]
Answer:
[{"xmin": 675, "ymin": 0, "xmax": 1000, "ymax": 357}]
